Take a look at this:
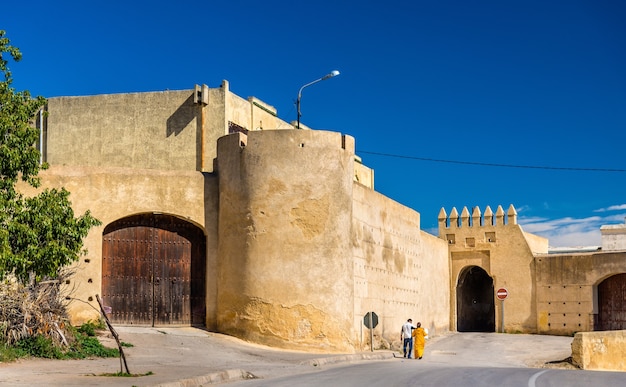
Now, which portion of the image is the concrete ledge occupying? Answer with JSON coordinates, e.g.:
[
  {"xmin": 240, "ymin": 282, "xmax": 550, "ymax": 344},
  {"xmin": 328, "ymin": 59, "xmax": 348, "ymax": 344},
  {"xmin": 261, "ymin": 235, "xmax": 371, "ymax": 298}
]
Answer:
[
  {"xmin": 151, "ymin": 352, "xmax": 395, "ymax": 386},
  {"xmin": 300, "ymin": 351, "xmax": 395, "ymax": 367},
  {"xmin": 571, "ymin": 330, "xmax": 626, "ymax": 371},
  {"xmin": 152, "ymin": 369, "xmax": 255, "ymax": 387}
]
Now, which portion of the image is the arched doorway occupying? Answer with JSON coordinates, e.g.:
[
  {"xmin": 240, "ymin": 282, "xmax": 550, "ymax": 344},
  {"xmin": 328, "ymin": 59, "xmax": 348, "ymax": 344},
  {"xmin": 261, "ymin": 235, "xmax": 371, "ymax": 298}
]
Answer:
[
  {"xmin": 595, "ymin": 273, "xmax": 626, "ymax": 331},
  {"xmin": 456, "ymin": 266, "xmax": 495, "ymax": 332},
  {"xmin": 102, "ymin": 213, "xmax": 206, "ymax": 326}
]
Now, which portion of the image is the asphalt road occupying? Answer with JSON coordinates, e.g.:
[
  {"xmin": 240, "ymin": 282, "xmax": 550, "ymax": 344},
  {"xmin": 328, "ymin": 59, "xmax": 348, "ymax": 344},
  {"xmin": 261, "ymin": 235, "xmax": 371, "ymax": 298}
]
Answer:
[
  {"xmin": 0, "ymin": 327, "xmax": 614, "ymax": 386},
  {"xmin": 225, "ymin": 361, "xmax": 626, "ymax": 387}
]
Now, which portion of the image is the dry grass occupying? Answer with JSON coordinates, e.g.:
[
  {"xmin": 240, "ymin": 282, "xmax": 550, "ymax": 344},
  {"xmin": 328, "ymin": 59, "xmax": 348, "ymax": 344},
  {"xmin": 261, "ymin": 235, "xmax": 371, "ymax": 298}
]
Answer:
[{"xmin": 0, "ymin": 270, "xmax": 74, "ymax": 348}]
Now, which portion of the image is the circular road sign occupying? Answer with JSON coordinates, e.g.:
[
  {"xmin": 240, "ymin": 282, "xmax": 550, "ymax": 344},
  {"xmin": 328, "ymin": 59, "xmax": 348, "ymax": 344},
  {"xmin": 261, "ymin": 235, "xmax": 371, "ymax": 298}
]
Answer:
[
  {"xmin": 496, "ymin": 288, "xmax": 508, "ymax": 300},
  {"xmin": 363, "ymin": 311, "xmax": 379, "ymax": 329}
]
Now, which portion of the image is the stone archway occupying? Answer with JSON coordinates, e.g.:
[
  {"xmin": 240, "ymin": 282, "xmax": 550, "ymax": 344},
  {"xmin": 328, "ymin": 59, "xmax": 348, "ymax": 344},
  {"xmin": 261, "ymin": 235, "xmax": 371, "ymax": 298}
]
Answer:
[
  {"xmin": 456, "ymin": 265, "xmax": 495, "ymax": 332},
  {"xmin": 595, "ymin": 273, "xmax": 626, "ymax": 331},
  {"xmin": 101, "ymin": 213, "xmax": 206, "ymax": 326}
]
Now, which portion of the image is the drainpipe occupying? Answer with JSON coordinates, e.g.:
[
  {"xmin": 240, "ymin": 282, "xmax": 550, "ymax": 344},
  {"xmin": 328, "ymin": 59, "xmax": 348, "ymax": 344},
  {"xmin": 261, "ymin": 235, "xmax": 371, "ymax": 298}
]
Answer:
[
  {"xmin": 39, "ymin": 109, "xmax": 43, "ymax": 165},
  {"xmin": 194, "ymin": 85, "xmax": 209, "ymax": 170},
  {"xmin": 201, "ymin": 102, "xmax": 205, "ymax": 170}
]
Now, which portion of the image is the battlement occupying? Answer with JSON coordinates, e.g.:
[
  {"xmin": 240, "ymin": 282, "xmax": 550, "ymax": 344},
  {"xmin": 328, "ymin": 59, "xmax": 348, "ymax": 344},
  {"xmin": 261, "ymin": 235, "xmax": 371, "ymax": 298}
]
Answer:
[{"xmin": 438, "ymin": 204, "xmax": 517, "ymax": 229}]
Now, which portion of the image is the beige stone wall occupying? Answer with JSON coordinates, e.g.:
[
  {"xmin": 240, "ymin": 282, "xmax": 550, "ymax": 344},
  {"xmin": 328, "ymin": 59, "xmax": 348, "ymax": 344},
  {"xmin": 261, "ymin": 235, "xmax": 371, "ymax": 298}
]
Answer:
[
  {"xmin": 17, "ymin": 165, "xmax": 217, "ymax": 326},
  {"xmin": 226, "ymin": 93, "xmax": 293, "ymax": 131},
  {"xmin": 44, "ymin": 83, "xmax": 297, "ymax": 175},
  {"xmin": 44, "ymin": 84, "xmax": 374, "ymax": 181},
  {"xmin": 216, "ymin": 130, "xmax": 356, "ymax": 353},
  {"xmin": 601, "ymin": 219, "xmax": 626, "ymax": 251},
  {"xmin": 440, "ymin": 205, "xmax": 548, "ymax": 333},
  {"xmin": 572, "ymin": 330, "xmax": 626, "ymax": 371},
  {"xmin": 535, "ymin": 251, "xmax": 626, "ymax": 335},
  {"xmin": 352, "ymin": 185, "xmax": 450, "ymax": 350},
  {"xmin": 353, "ymin": 157, "xmax": 374, "ymax": 189},
  {"xmin": 46, "ymin": 90, "xmax": 201, "ymax": 171}
]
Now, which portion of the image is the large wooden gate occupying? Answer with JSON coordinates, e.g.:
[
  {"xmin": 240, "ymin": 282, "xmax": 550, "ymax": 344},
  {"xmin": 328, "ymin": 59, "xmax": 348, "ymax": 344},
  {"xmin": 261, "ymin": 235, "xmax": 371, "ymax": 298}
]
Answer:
[
  {"xmin": 595, "ymin": 273, "xmax": 626, "ymax": 331},
  {"xmin": 102, "ymin": 214, "xmax": 206, "ymax": 326}
]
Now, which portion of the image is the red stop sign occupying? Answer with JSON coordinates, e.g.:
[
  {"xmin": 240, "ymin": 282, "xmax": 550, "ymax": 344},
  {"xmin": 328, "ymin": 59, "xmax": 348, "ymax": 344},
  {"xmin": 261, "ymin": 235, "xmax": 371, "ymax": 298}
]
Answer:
[{"xmin": 496, "ymin": 288, "xmax": 508, "ymax": 300}]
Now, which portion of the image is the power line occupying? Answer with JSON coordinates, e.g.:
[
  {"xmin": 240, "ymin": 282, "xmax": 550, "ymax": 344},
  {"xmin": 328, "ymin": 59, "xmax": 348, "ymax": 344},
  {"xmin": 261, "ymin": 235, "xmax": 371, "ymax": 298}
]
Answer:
[{"xmin": 357, "ymin": 150, "xmax": 626, "ymax": 173}]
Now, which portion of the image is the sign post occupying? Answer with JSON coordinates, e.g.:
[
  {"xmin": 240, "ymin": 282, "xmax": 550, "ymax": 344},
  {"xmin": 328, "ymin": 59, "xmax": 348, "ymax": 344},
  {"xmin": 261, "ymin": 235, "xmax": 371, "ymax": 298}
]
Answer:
[
  {"xmin": 496, "ymin": 288, "xmax": 508, "ymax": 333},
  {"xmin": 363, "ymin": 312, "xmax": 378, "ymax": 352}
]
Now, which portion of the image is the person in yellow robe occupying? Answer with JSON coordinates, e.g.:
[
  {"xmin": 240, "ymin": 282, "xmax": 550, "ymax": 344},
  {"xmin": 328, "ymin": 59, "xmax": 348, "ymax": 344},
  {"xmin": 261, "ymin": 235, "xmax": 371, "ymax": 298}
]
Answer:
[{"xmin": 411, "ymin": 322, "xmax": 428, "ymax": 359}]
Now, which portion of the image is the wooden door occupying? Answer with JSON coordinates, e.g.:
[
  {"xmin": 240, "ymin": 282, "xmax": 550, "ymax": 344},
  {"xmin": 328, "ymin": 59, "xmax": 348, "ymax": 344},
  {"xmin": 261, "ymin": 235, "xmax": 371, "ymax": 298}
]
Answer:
[
  {"xmin": 596, "ymin": 273, "xmax": 626, "ymax": 331},
  {"xmin": 102, "ymin": 214, "xmax": 205, "ymax": 326}
]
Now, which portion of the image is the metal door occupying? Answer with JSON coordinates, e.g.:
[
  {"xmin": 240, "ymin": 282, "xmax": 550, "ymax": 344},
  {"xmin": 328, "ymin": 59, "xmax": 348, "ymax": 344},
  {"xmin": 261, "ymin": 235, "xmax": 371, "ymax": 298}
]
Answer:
[
  {"xmin": 102, "ymin": 214, "xmax": 206, "ymax": 326},
  {"xmin": 596, "ymin": 273, "xmax": 626, "ymax": 331}
]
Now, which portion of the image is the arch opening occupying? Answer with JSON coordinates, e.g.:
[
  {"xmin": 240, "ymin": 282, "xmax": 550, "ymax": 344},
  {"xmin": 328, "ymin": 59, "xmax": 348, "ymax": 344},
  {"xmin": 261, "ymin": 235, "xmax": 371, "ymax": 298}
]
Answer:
[
  {"xmin": 102, "ymin": 213, "xmax": 206, "ymax": 326},
  {"xmin": 594, "ymin": 273, "xmax": 626, "ymax": 331},
  {"xmin": 456, "ymin": 265, "xmax": 495, "ymax": 332}
]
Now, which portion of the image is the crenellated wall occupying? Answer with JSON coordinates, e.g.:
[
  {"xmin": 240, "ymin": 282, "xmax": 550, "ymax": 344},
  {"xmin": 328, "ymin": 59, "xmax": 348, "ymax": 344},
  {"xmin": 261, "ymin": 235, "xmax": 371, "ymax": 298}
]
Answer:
[{"xmin": 438, "ymin": 205, "xmax": 548, "ymax": 333}]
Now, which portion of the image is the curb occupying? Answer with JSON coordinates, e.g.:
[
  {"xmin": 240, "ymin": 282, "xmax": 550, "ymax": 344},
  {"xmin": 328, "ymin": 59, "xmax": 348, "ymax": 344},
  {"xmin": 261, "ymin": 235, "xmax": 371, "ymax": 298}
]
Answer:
[
  {"xmin": 301, "ymin": 351, "xmax": 395, "ymax": 367},
  {"xmin": 150, "ymin": 352, "xmax": 395, "ymax": 386},
  {"xmin": 151, "ymin": 368, "xmax": 255, "ymax": 387}
]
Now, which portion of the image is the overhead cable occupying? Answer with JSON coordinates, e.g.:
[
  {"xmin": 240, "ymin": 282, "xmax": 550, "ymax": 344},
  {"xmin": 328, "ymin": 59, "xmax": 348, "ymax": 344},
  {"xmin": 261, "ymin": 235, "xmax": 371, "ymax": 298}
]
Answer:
[{"xmin": 357, "ymin": 151, "xmax": 626, "ymax": 172}]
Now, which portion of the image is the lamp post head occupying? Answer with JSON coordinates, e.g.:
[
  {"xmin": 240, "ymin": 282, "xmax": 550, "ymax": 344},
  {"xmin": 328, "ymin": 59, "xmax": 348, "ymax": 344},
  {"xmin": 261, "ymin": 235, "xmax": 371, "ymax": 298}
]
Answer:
[
  {"xmin": 296, "ymin": 70, "xmax": 341, "ymax": 129},
  {"xmin": 322, "ymin": 70, "xmax": 340, "ymax": 80}
]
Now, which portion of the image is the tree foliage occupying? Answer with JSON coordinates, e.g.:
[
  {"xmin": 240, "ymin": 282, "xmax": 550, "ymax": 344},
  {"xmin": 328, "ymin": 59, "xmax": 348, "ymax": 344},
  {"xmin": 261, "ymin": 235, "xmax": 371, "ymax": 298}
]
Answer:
[{"xmin": 0, "ymin": 30, "xmax": 101, "ymax": 284}]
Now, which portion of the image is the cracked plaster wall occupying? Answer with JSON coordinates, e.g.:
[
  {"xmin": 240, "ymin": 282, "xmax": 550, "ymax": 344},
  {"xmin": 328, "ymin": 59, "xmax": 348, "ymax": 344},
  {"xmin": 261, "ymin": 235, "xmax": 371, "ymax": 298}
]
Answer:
[{"xmin": 216, "ymin": 130, "xmax": 355, "ymax": 352}]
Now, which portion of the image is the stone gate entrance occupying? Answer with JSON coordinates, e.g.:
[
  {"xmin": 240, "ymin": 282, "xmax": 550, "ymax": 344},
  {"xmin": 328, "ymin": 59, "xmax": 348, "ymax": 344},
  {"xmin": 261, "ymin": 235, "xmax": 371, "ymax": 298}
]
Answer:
[
  {"xmin": 101, "ymin": 213, "xmax": 206, "ymax": 326},
  {"xmin": 456, "ymin": 265, "xmax": 495, "ymax": 332}
]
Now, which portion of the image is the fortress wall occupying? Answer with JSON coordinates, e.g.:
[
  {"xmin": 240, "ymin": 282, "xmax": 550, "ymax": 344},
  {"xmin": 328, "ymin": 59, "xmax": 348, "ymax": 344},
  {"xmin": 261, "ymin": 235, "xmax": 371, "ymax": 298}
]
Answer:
[
  {"xmin": 216, "ymin": 130, "xmax": 356, "ymax": 352},
  {"xmin": 352, "ymin": 185, "xmax": 450, "ymax": 349},
  {"xmin": 440, "ymin": 205, "xmax": 547, "ymax": 333},
  {"xmin": 44, "ymin": 84, "xmax": 297, "ymax": 176},
  {"xmin": 354, "ymin": 158, "xmax": 374, "ymax": 189},
  {"xmin": 17, "ymin": 165, "xmax": 215, "ymax": 325},
  {"xmin": 535, "ymin": 252, "xmax": 626, "ymax": 335},
  {"xmin": 46, "ymin": 90, "xmax": 200, "ymax": 170}
]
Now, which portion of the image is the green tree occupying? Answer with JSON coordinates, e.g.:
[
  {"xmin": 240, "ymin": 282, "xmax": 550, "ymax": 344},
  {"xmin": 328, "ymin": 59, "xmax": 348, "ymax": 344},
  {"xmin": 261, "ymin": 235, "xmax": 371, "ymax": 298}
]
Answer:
[{"xmin": 0, "ymin": 30, "xmax": 100, "ymax": 284}]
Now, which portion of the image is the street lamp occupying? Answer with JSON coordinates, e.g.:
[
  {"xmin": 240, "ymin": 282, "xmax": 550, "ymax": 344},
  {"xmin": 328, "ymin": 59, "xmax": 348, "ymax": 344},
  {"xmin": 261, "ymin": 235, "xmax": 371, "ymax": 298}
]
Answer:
[{"xmin": 296, "ymin": 70, "xmax": 340, "ymax": 129}]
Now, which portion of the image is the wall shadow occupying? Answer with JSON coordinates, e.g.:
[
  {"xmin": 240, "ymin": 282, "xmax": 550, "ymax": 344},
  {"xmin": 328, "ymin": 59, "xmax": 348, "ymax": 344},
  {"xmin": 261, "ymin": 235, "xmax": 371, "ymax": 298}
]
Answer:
[{"xmin": 166, "ymin": 94, "xmax": 196, "ymax": 137}]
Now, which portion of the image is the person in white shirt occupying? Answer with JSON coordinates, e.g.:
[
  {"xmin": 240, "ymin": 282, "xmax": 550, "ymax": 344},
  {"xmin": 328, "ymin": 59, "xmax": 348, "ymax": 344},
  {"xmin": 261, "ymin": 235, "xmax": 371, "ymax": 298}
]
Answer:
[{"xmin": 400, "ymin": 318, "xmax": 416, "ymax": 358}]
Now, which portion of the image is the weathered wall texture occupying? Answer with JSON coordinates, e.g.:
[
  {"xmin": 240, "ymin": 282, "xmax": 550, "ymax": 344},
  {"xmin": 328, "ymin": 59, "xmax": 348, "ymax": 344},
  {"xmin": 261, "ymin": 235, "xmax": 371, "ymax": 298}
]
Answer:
[
  {"xmin": 601, "ymin": 219, "xmax": 626, "ymax": 252},
  {"xmin": 354, "ymin": 156, "xmax": 374, "ymax": 189},
  {"xmin": 535, "ymin": 251, "xmax": 626, "ymax": 335},
  {"xmin": 44, "ymin": 84, "xmax": 374, "ymax": 185},
  {"xmin": 572, "ymin": 330, "xmax": 626, "ymax": 371},
  {"xmin": 216, "ymin": 130, "xmax": 356, "ymax": 352},
  {"xmin": 46, "ymin": 90, "xmax": 200, "ymax": 171},
  {"xmin": 352, "ymin": 184, "xmax": 450, "ymax": 350},
  {"xmin": 439, "ymin": 205, "xmax": 549, "ymax": 333},
  {"xmin": 29, "ymin": 85, "xmax": 626, "ymax": 358},
  {"xmin": 17, "ymin": 165, "xmax": 218, "ymax": 326},
  {"xmin": 44, "ymin": 83, "xmax": 292, "ymax": 174}
]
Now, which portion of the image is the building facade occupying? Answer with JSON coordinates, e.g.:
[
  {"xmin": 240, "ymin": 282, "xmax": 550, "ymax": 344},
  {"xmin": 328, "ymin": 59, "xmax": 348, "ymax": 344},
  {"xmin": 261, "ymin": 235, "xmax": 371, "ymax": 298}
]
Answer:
[
  {"xmin": 22, "ymin": 82, "xmax": 626, "ymax": 353},
  {"xmin": 26, "ymin": 83, "xmax": 448, "ymax": 352},
  {"xmin": 439, "ymin": 205, "xmax": 626, "ymax": 336}
]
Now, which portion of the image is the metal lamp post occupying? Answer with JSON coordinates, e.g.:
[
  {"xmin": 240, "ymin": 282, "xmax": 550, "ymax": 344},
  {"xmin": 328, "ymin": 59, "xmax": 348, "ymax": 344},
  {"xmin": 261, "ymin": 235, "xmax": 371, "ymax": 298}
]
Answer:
[{"xmin": 296, "ymin": 70, "xmax": 340, "ymax": 129}]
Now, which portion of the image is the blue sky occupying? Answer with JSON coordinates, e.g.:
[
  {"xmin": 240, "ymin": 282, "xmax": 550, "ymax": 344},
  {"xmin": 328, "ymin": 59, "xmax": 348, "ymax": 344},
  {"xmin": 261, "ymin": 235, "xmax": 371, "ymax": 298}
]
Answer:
[{"xmin": 4, "ymin": 1, "xmax": 625, "ymax": 247}]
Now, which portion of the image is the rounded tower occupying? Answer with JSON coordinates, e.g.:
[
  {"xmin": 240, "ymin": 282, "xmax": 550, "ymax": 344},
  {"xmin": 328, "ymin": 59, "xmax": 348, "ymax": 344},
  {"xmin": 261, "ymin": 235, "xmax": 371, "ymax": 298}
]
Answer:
[{"xmin": 216, "ymin": 129, "xmax": 356, "ymax": 352}]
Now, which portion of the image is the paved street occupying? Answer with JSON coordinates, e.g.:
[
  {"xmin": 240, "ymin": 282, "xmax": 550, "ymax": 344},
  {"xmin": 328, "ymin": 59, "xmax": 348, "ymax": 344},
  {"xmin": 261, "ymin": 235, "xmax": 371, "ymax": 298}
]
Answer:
[{"xmin": 0, "ymin": 327, "xmax": 576, "ymax": 386}]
